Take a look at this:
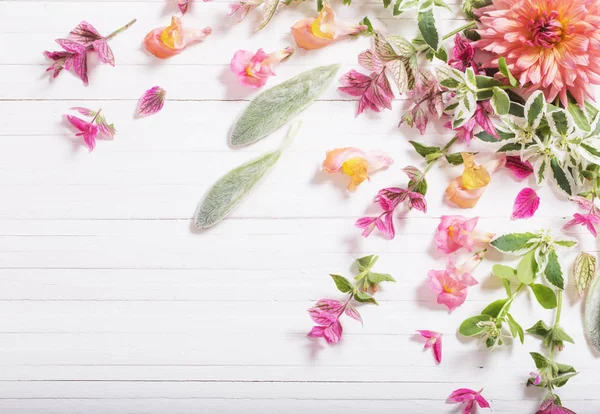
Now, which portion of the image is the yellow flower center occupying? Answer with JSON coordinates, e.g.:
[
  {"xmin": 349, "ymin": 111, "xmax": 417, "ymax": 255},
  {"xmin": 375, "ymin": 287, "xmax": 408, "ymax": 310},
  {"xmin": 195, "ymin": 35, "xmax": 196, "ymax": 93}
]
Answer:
[
  {"xmin": 342, "ymin": 157, "xmax": 369, "ymax": 191},
  {"xmin": 311, "ymin": 15, "xmax": 335, "ymax": 40}
]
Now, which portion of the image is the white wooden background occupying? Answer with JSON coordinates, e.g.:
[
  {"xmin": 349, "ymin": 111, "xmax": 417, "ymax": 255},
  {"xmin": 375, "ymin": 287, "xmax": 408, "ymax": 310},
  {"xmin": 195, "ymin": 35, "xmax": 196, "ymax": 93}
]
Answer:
[{"xmin": 2, "ymin": 0, "xmax": 600, "ymax": 412}]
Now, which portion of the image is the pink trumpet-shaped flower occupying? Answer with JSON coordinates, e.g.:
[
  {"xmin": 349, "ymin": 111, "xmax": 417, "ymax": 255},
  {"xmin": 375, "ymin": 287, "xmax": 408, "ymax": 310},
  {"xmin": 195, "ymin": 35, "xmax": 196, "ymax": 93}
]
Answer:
[
  {"xmin": 564, "ymin": 196, "xmax": 600, "ymax": 237},
  {"xmin": 144, "ymin": 16, "xmax": 211, "ymax": 59},
  {"xmin": 323, "ymin": 147, "xmax": 393, "ymax": 192},
  {"xmin": 417, "ymin": 330, "xmax": 442, "ymax": 364},
  {"xmin": 435, "ymin": 215, "xmax": 493, "ymax": 254},
  {"xmin": 65, "ymin": 108, "xmax": 115, "ymax": 152},
  {"xmin": 291, "ymin": 1, "xmax": 368, "ymax": 50},
  {"xmin": 428, "ymin": 254, "xmax": 482, "ymax": 312},
  {"xmin": 230, "ymin": 47, "xmax": 294, "ymax": 88},
  {"xmin": 448, "ymin": 388, "xmax": 490, "ymax": 414}
]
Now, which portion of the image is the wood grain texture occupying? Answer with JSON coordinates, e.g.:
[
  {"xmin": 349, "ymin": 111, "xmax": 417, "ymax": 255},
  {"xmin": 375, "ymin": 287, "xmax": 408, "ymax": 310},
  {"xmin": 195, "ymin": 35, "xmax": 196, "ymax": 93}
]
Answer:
[{"xmin": 1, "ymin": 1, "xmax": 600, "ymax": 413}]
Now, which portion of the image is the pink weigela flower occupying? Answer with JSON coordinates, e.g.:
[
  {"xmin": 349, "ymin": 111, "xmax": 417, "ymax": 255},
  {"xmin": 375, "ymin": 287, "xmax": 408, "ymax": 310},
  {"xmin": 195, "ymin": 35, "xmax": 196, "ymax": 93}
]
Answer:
[
  {"xmin": 65, "ymin": 108, "xmax": 116, "ymax": 152},
  {"xmin": 564, "ymin": 196, "xmax": 600, "ymax": 237}
]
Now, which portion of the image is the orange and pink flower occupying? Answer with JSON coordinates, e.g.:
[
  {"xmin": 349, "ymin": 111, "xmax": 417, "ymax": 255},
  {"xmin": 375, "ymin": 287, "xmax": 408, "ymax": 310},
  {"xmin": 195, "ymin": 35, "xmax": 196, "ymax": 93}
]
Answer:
[
  {"xmin": 144, "ymin": 16, "xmax": 211, "ymax": 59},
  {"xmin": 291, "ymin": 2, "xmax": 368, "ymax": 50},
  {"xmin": 473, "ymin": 0, "xmax": 600, "ymax": 106},
  {"xmin": 323, "ymin": 147, "xmax": 393, "ymax": 192},
  {"xmin": 427, "ymin": 254, "xmax": 483, "ymax": 312}
]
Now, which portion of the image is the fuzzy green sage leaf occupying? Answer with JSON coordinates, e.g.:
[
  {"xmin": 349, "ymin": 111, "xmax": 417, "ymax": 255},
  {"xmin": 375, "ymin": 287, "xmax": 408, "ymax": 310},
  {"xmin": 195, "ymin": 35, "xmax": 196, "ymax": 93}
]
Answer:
[
  {"xmin": 230, "ymin": 64, "xmax": 340, "ymax": 147},
  {"xmin": 585, "ymin": 268, "xmax": 600, "ymax": 352},
  {"xmin": 195, "ymin": 122, "xmax": 301, "ymax": 228}
]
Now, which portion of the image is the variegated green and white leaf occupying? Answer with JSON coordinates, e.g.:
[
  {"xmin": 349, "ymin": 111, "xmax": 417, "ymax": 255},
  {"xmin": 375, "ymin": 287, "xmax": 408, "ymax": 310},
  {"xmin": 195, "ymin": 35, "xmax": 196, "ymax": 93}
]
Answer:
[
  {"xmin": 196, "ymin": 122, "xmax": 301, "ymax": 228},
  {"xmin": 549, "ymin": 157, "xmax": 575, "ymax": 196},
  {"xmin": 256, "ymin": 0, "xmax": 280, "ymax": 31},
  {"xmin": 490, "ymin": 87, "xmax": 510, "ymax": 115},
  {"xmin": 524, "ymin": 90, "xmax": 546, "ymax": 129},
  {"xmin": 230, "ymin": 64, "xmax": 339, "ymax": 147},
  {"xmin": 575, "ymin": 252, "xmax": 596, "ymax": 297},
  {"xmin": 547, "ymin": 109, "xmax": 574, "ymax": 137},
  {"xmin": 533, "ymin": 157, "xmax": 547, "ymax": 185}
]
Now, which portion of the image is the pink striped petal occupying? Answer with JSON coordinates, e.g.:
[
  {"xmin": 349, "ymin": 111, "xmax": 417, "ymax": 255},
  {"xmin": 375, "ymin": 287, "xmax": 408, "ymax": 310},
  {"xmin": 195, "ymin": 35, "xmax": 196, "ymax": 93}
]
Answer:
[
  {"xmin": 137, "ymin": 86, "xmax": 167, "ymax": 117},
  {"xmin": 511, "ymin": 188, "xmax": 540, "ymax": 220},
  {"xmin": 505, "ymin": 156, "xmax": 533, "ymax": 180},
  {"xmin": 92, "ymin": 39, "xmax": 115, "ymax": 66}
]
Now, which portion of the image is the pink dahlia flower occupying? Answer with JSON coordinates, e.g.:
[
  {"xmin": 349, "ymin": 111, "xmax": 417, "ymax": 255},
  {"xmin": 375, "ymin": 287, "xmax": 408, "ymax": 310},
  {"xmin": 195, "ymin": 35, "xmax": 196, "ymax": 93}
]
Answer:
[{"xmin": 473, "ymin": 0, "xmax": 600, "ymax": 106}]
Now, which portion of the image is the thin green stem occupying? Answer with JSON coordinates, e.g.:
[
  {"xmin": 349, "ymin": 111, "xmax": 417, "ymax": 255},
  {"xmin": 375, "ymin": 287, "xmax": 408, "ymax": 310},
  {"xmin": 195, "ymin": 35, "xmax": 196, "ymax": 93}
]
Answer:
[
  {"xmin": 441, "ymin": 21, "xmax": 477, "ymax": 41},
  {"xmin": 90, "ymin": 108, "xmax": 102, "ymax": 123},
  {"xmin": 106, "ymin": 19, "xmax": 137, "ymax": 40}
]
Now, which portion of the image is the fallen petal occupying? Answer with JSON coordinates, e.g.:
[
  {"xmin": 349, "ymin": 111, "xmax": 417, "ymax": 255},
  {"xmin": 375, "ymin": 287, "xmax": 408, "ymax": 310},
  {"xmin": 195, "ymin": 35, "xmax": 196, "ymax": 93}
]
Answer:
[
  {"xmin": 137, "ymin": 86, "xmax": 167, "ymax": 116},
  {"xmin": 511, "ymin": 188, "xmax": 540, "ymax": 220}
]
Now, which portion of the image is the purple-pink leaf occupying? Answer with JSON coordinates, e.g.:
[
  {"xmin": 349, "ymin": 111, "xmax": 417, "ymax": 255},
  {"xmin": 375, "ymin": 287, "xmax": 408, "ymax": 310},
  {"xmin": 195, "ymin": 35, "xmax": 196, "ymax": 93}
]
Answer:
[
  {"xmin": 511, "ymin": 188, "xmax": 540, "ymax": 220},
  {"xmin": 69, "ymin": 21, "xmax": 103, "ymax": 46},
  {"xmin": 93, "ymin": 39, "xmax": 115, "ymax": 66},
  {"xmin": 70, "ymin": 107, "xmax": 95, "ymax": 116},
  {"xmin": 55, "ymin": 38, "xmax": 87, "ymax": 54},
  {"xmin": 344, "ymin": 304, "xmax": 362, "ymax": 324},
  {"xmin": 505, "ymin": 156, "xmax": 534, "ymax": 180},
  {"xmin": 137, "ymin": 86, "xmax": 167, "ymax": 117},
  {"xmin": 71, "ymin": 51, "xmax": 89, "ymax": 86}
]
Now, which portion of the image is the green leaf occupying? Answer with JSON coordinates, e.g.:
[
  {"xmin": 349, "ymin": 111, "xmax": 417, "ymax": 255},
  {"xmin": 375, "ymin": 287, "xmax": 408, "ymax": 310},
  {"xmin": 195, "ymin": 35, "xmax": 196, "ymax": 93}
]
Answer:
[
  {"xmin": 459, "ymin": 315, "xmax": 492, "ymax": 337},
  {"xmin": 526, "ymin": 320, "xmax": 552, "ymax": 338},
  {"xmin": 497, "ymin": 142, "xmax": 522, "ymax": 152},
  {"xmin": 330, "ymin": 274, "xmax": 354, "ymax": 293},
  {"xmin": 490, "ymin": 232, "xmax": 537, "ymax": 254},
  {"xmin": 481, "ymin": 298, "xmax": 509, "ymax": 318},
  {"xmin": 498, "ymin": 57, "xmax": 518, "ymax": 87},
  {"xmin": 358, "ymin": 16, "xmax": 374, "ymax": 34},
  {"xmin": 555, "ymin": 239, "xmax": 577, "ymax": 247},
  {"xmin": 545, "ymin": 250, "xmax": 564, "ymax": 289},
  {"xmin": 555, "ymin": 362, "xmax": 576, "ymax": 375},
  {"xmin": 408, "ymin": 140, "xmax": 441, "ymax": 158},
  {"xmin": 491, "ymin": 87, "xmax": 510, "ymax": 115},
  {"xmin": 525, "ymin": 90, "xmax": 546, "ymax": 128},
  {"xmin": 549, "ymin": 110, "xmax": 570, "ymax": 136},
  {"xmin": 417, "ymin": 10, "xmax": 438, "ymax": 50},
  {"xmin": 553, "ymin": 372, "xmax": 578, "ymax": 388},
  {"xmin": 506, "ymin": 313, "xmax": 524, "ymax": 344},
  {"xmin": 574, "ymin": 252, "xmax": 596, "ymax": 297},
  {"xmin": 433, "ymin": 0, "xmax": 451, "ymax": 10},
  {"xmin": 585, "ymin": 267, "xmax": 600, "ymax": 352},
  {"xmin": 517, "ymin": 250, "xmax": 538, "ymax": 285},
  {"xmin": 435, "ymin": 47, "xmax": 448, "ymax": 62},
  {"xmin": 530, "ymin": 352, "xmax": 551, "ymax": 369},
  {"xmin": 530, "ymin": 284, "xmax": 558, "ymax": 309},
  {"xmin": 367, "ymin": 272, "xmax": 396, "ymax": 284},
  {"xmin": 195, "ymin": 123, "xmax": 300, "ymax": 228},
  {"xmin": 230, "ymin": 64, "xmax": 340, "ymax": 147},
  {"xmin": 409, "ymin": 178, "xmax": 428, "ymax": 196},
  {"xmin": 440, "ymin": 78, "xmax": 460, "ymax": 89},
  {"xmin": 552, "ymin": 326, "xmax": 575, "ymax": 344},
  {"xmin": 475, "ymin": 130, "xmax": 513, "ymax": 142},
  {"xmin": 354, "ymin": 290, "xmax": 378, "ymax": 304},
  {"xmin": 317, "ymin": 0, "xmax": 323, "ymax": 10},
  {"xmin": 356, "ymin": 255, "xmax": 378, "ymax": 272},
  {"xmin": 568, "ymin": 103, "xmax": 591, "ymax": 132},
  {"xmin": 475, "ymin": 75, "xmax": 505, "ymax": 89},
  {"xmin": 445, "ymin": 152, "xmax": 464, "ymax": 165},
  {"xmin": 492, "ymin": 264, "xmax": 517, "ymax": 280},
  {"xmin": 549, "ymin": 158, "xmax": 572, "ymax": 196}
]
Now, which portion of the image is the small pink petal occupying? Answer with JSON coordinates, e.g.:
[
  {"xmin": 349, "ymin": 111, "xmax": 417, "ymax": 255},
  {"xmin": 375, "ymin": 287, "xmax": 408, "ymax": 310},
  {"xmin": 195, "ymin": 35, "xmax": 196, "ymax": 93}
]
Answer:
[
  {"xmin": 71, "ymin": 52, "xmax": 89, "ymax": 86},
  {"xmin": 66, "ymin": 115, "xmax": 88, "ymax": 132},
  {"xmin": 432, "ymin": 338, "xmax": 442, "ymax": 364},
  {"xmin": 177, "ymin": 0, "xmax": 189, "ymax": 14},
  {"xmin": 69, "ymin": 21, "xmax": 102, "ymax": 45},
  {"xmin": 137, "ymin": 86, "xmax": 167, "ymax": 117},
  {"xmin": 70, "ymin": 107, "xmax": 94, "ymax": 116},
  {"xmin": 511, "ymin": 188, "xmax": 540, "ymax": 219},
  {"xmin": 92, "ymin": 39, "xmax": 115, "ymax": 66},
  {"xmin": 344, "ymin": 305, "xmax": 362, "ymax": 324},
  {"xmin": 417, "ymin": 330, "xmax": 436, "ymax": 339},
  {"xmin": 505, "ymin": 156, "xmax": 534, "ymax": 180},
  {"xmin": 55, "ymin": 38, "xmax": 87, "ymax": 53}
]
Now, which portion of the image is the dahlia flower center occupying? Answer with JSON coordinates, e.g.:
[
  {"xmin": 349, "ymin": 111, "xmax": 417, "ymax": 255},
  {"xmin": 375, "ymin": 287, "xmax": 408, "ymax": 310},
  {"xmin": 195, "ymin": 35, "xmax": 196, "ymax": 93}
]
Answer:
[{"xmin": 528, "ymin": 11, "xmax": 566, "ymax": 48}]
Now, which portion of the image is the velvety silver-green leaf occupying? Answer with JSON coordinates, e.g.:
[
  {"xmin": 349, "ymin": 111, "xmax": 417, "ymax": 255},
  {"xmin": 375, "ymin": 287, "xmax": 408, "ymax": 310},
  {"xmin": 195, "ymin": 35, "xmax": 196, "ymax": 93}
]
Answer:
[
  {"xmin": 575, "ymin": 252, "xmax": 596, "ymax": 297},
  {"xmin": 195, "ymin": 123, "xmax": 300, "ymax": 228},
  {"xmin": 585, "ymin": 269, "xmax": 600, "ymax": 352},
  {"xmin": 230, "ymin": 64, "xmax": 339, "ymax": 147}
]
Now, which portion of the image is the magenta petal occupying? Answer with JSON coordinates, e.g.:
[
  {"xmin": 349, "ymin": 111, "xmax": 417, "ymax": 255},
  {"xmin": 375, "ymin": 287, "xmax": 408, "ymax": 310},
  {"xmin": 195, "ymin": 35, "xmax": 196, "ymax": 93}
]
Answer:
[
  {"xmin": 511, "ymin": 188, "xmax": 540, "ymax": 220},
  {"xmin": 70, "ymin": 107, "xmax": 94, "ymax": 116},
  {"xmin": 137, "ymin": 86, "xmax": 167, "ymax": 117},
  {"xmin": 505, "ymin": 156, "xmax": 534, "ymax": 180},
  {"xmin": 448, "ymin": 388, "xmax": 477, "ymax": 403},
  {"xmin": 71, "ymin": 52, "xmax": 89, "ymax": 86},
  {"xmin": 474, "ymin": 393, "xmax": 490, "ymax": 408},
  {"xmin": 417, "ymin": 330, "xmax": 435, "ymax": 339},
  {"xmin": 432, "ymin": 337, "xmax": 442, "ymax": 364},
  {"xmin": 463, "ymin": 400, "xmax": 475, "ymax": 414},
  {"xmin": 307, "ymin": 326, "xmax": 326, "ymax": 339},
  {"xmin": 69, "ymin": 21, "xmax": 102, "ymax": 45},
  {"xmin": 55, "ymin": 38, "xmax": 87, "ymax": 53},
  {"xmin": 93, "ymin": 39, "xmax": 115, "ymax": 66},
  {"xmin": 66, "ymin": 115, "xmax": 88, "ymax": 131},
  {"xmin": 81, "ymin": 124, "xmax": 99, "ymax": 152}
]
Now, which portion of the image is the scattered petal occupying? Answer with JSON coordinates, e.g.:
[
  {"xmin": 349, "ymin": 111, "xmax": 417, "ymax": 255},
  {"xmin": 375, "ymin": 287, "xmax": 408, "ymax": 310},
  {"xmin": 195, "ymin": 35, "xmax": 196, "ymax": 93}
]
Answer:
[
  {"xmin": 137, "ymin": 86, "xmax": 167, "ymax": 117},
  {"xmin": 511, "ymin": 188, "xmax": 540, "ymax": 220},
  {"xmin": 144, "ymin": 16, "xmax": 211, "ymax": 59},
  {"xmin": 323, "ymin": 147, "xmax": 393, "ymax": 192},
  {"xmin": 505, "ymin": 156, "xmax": 534, "ymax": 180},
  {"xmin": 448, "ymin": 388, "xmax": 490, "ymax": 413},
  {"xmin": 417, "ymin": 330, "xmax": 442, "ymax": 364}
]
